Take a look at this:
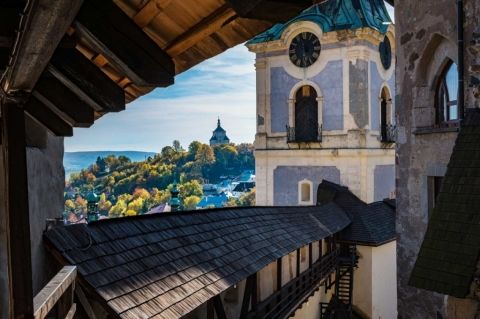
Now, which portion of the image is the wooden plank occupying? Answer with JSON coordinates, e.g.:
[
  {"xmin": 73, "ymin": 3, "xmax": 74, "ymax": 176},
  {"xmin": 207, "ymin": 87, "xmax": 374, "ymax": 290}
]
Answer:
[
  {"xmin": 65, "ymin": 304, "xmax": 76, "ymax": 319},
  {"xmin": 165, "ymin": 4, "xmax": 236, "ymax": 57},
  {"xmin": 1, "ymin": 97, "xmax": 34, "ymax": 318},
  {"xmin": 75, "ymin": 0, "xmax": 174, "ymax": 87},
  {"xmin": 240, "ymin": 275, "xmax": 255, "ymax": 319},
  {"xmin": 75, "ymin": 286, "xmax": 97, "ymax": 319},
  {"xmin": 213, "ymin": 295, "xmax": 227, "ymax": 319},
  {"xmin": 276, "ymin": 258, "xmax": 282, "ymax": 290},
  {"xmin": 49, "ymin": 48, "xmax": 125, "ymax": 112},
  {"xmin": 33, "ymin": 75, "xmax": 95, "ymax": 127},
  {"xmin": 309, "ymin": 243, "xmax": 313, "ymax": 268},
  {"xmin": 133, "ymin": 0, "xmax": 172, "ymax": 28},
  {"xmin": 33, "ymin": 266, "xmax": 77, "ymax": 319},
  {"xmin": 226, "ymin": 0, "xmax": 311, "ymax": 22},
  {"xmin": 25, "ymin": 96, "xmax": 73, "ymax": 137},
  {"xmin": 2, "ymin": 0, "xmax": 83, "ymax": 93},
  {"xmin": 296, "ymin": 249, "xmax": 300, "ymax": 277}
]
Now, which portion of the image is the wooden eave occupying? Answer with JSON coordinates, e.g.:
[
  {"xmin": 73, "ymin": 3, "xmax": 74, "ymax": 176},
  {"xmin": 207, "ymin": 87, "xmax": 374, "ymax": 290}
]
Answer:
[{"xmin": 0, "ymin": 0, "xmax": 314, "ymax": 136}]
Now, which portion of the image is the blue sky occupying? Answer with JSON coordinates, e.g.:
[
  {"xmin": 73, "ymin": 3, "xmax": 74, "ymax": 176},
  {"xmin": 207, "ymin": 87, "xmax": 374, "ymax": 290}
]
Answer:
[{"xmin": 65, "ymin": 3, "xmax": 394, "ymax": 152}]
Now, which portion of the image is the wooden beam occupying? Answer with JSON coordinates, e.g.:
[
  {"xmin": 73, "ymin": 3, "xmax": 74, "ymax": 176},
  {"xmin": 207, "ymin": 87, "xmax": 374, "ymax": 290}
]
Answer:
[
  {"xmin": 226, "ymin": 0, "xmax": 312, "ymax": 22},
  {"xmin": 1, "ymin": 96, "xmax": 34, "ymax": 318},
  {"xmin": 213, "ymin": 295, "xmax": 227, "ymax": 319},
  {"xmin": 207, "ymin": 299, "xmax": 214, "ymax": 319},
  {"xmin": 75, "ymin": 0, "xmax": 174, "ymax": 87},
  {"xmin": 296, "ymin": 248, "xmax": 300, "ymax": 277},
  {"xmin": 33, "ymin": 75, "xmax": 95, "ymax": 127},
  {"xmin": 25, "ymin": 97, "xmax": 73, "ymax": 137},
  {"xmin": 240, "ymin": 275, "xmax": 255, "ymax": 319},
  {"xmin": 2, "ymin": 0, "xmax": 84, "ymax": 93},
  {"xmin": 309, "ymin": 243, "xmax": 313, "ymax": 268},
  {"xmin": 165, "ymin": 4, "xmax": 237, "ymax": 57},
  {"xmin": 75, "ymin": 286, "xmax": 97, "ymax": 319},
  {"xmin": 276, "ymin": 257, "xmax": 282, "ymax": 290},
  {"xmin": 133, "ymin": 0, "xmax": 172, "ymax": 28},
  {"xmin": 33, "ymin": 266, "xmax": 77, "ymax": 319},
  {"xmin": 49, "ymin": 48, "xmax": 125, "ymax": 112}
]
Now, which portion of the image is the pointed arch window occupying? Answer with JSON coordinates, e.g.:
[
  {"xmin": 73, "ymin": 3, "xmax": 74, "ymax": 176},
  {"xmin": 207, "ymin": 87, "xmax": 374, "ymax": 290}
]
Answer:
[{"xmin": 436, "ymin": 62, "xmax": 459, "ymax": 123}]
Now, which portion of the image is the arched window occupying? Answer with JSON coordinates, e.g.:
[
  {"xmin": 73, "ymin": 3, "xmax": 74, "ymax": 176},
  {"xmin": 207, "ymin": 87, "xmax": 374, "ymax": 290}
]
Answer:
[
  {"xmin": 298, "ymin": 179, "xmax": 313, "ymax": 205},
  {"xmin": 293, "ymin": 86, "xmax": 319, "ymax": 142},
  {"xmin": 380, "ymin": 87, "xmax": 394, "ymax": 143},
  {"xmin": 436, "ymin": 62, "xmax": 459, "ymax": 123}
]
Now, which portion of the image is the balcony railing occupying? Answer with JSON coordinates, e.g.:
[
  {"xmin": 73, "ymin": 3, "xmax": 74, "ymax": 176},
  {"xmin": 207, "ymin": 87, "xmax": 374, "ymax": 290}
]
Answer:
[
  {"xmin": 34, "ymin": 266, "xmax": 77, "ymax": 319},
  {"xmin": 286, "ymin": 124, "xmax": 323, "ymax": 143},
  {"xmin": 381, "ymin": 124, "xmax": 396, "ymax": 143},
  {"xmin": 247, "ymin": 248, "xmax": 339, "ymax": 319}
]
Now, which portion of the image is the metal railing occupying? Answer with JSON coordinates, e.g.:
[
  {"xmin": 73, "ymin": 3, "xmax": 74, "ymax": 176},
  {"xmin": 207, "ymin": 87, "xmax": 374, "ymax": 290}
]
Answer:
[
  {"xmin": 380, "ymin": 124, "xmax": 396, "ymax": 143},
  {"xmin": 33, "ymin": 266, "xmax": 77, "ymax": 319},
  {"xmin": 247, "ymin": 248, "xmax": 339, "ymax": 319},
  {"xmin": 286, "ymin": 124, "xmax": 323, "ymax": 143}
]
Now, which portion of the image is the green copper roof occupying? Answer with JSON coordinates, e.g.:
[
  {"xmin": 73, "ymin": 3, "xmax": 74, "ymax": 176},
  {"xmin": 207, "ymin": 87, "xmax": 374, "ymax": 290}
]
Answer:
[{"xmin": 247, "ymin": 0, "xmax": 391, "ymax": 45}]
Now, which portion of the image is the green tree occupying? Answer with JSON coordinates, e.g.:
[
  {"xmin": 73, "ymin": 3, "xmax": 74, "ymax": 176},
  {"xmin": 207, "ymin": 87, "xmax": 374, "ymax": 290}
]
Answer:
[
  {"xmin": 109, "ymin": 199, "xmax": 127, "ymax": 217},
  {"xmin": 179, "ymin": 180, "xmax": 203, "ymax": 199},
  {"xmin": 183, "ymin": 195, "xmax": 201, "ymax": 210},
  {"xmin": 195, "ymin": 144, "xmax": 215, "ymax": 165},
  {"xmin": 128, "ymin": 197, "xmax": 145, "ymax": 214},
  {"xmin": 172, "ymin": 140, "xmax": 184, "ymax": 152},
  {"xmin": 188, "ymin": 141, "xmax": 202, "ymax": 160},
  {"xmin": 239, "ymin": 188, "xmax": 256, "ymax": 206},
  {"xmin": 98, "ymin": 193, "xmax": 112, "ymax": 214}
]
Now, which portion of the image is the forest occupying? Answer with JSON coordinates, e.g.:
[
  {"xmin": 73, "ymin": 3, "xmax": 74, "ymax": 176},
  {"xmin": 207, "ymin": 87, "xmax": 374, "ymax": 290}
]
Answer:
[{"xmin": 64, "ymin": 141, "xmax": 255, "ymax": 219}]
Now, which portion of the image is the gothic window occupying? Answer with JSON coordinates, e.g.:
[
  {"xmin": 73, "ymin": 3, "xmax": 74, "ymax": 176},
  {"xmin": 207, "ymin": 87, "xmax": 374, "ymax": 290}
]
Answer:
[
  {"xmin": 436, "ymin": 62, "xmax": 459, "ymax": 123},
  {"xmin": 294, "ymin": 86, "xmax": 319, "ymax": 142},
  {"xmin": 298, "ymin": 179, "xmax": 313, "ymax": 205},
  {"xmin": 380, "ymin": 87, "xmax": 394, "ymax": 143}
]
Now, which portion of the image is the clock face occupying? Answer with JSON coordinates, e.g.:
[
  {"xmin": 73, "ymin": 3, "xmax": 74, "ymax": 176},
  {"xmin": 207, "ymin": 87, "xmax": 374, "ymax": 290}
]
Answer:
[
  {"xmin": 379, "ymin": 36, "xmax": 392, "ymax": 70},
  {"xmin": 289, "ymin": 32, "xmax": 321, "ymax": 68}
]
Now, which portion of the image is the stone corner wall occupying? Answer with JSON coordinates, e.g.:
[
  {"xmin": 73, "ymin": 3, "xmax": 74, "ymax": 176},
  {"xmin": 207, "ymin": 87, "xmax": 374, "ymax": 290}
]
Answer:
[{"xmin": 27, "ymin": 132, "xmax": 65, "ymax": 294}]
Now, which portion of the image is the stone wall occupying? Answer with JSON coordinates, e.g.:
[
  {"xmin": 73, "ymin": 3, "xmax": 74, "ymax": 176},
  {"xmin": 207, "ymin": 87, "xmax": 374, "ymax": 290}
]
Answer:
[
  {"xmin": 0, "ymin": 131, "xmax": 64, "ymax": 318},
  {"xmin": 395, "ymin": 0, "xmax": 480, "ymax": 317}
]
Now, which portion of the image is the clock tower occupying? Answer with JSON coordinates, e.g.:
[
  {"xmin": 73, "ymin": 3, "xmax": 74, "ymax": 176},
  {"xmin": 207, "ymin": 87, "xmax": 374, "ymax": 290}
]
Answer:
[{"xmin": 246, "ymin": 0, "xmax": 396, "ymax": 205}]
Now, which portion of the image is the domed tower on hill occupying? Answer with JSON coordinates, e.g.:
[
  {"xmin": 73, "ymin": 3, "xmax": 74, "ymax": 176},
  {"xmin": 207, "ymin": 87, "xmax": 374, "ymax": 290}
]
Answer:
[
  {"xmin": 247, "ymin": 0, "xmax": 396, "ymax": 206},
  {"xmin": 209, "ymin": 118, "xmax": 230, "ymax": 146}
]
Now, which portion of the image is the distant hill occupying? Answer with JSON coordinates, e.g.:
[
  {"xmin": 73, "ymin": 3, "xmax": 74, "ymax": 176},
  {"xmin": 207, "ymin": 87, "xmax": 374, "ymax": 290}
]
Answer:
[{"xmin": 64, "ymin": 151, "xmax": 156, "ymax": 177}]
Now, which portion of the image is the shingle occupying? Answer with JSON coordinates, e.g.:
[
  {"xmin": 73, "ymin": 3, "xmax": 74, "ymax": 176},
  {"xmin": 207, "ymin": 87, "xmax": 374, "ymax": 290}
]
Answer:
[
  {"xmin": 410, "ymin": 108, "xmax": 480, "ymax": 298},
  {"xmin": 45, "ymin": 204, "xmax": 350, "ymax": 318}
]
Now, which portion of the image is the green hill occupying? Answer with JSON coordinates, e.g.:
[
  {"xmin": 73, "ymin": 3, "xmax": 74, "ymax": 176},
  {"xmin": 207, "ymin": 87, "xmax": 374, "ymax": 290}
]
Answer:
[{"xmin": 64, "ymin": 141, "xmax": 255, "ymax": 219}]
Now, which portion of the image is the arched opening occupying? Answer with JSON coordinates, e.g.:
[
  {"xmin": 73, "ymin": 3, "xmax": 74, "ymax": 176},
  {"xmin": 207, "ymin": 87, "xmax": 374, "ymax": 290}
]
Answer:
[
  {"xmin": 435, "ymin": 61, "xmax": 459, "ymax": 124},
  {"xmin": 298, "ymin": 179, "xmax": 313, "ymax": 205},
  {"xmin": 293, "ymin": 86, "xmax": 319, "ymax": 142},
  {"xmin": 380, "ymin": 87, "xmax": 394, "ymax": 142}
]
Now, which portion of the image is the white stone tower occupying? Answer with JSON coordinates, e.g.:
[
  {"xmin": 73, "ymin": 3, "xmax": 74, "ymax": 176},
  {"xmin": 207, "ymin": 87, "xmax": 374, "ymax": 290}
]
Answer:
[{"xmin": 246, "ymin": 0, "xmax": 396, "ymax": 206}]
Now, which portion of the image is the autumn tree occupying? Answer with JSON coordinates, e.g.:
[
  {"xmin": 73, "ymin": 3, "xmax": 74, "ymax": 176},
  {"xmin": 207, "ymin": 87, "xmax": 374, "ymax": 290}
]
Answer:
[{"xmin": 183, "ymin": 195, "xmax": 201, "ymax": 210}]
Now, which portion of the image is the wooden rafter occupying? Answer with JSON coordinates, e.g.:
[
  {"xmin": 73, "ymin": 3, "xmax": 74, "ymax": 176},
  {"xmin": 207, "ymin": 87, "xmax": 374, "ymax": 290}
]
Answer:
[
  {"xmin": 1, "ymin": 0, "xmax": 83, "ymax": 93},
  {"xmin": 33, "ymin": 75, "xmax": 95, "ymax": 127},
  {"xmin": 133, "ymin": 0, "xmax": 172, "ymax": 28},
  {"xmin": 226, "ymin": 0, "xmax": 313, "ymax": 22},
  {"xmin": 49, "ymin": 48, "xmax": 125, "ymax": 113},
  {"xmin": 74, "ymin": 0, "xmax": 174, "ymax": 87},
  {"xmin": 165, "ymin": 4, "xmax": 237, "ymax": 57},
  {"xmin": 25, "ymin": 97, "xmax": 73, "ymax": 137}
]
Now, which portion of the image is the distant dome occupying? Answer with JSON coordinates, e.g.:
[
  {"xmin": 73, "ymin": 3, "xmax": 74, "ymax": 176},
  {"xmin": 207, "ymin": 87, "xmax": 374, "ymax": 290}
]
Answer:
[{"xmin": 210, "ymin": 118, "xmax": 230, "ymax": 146}]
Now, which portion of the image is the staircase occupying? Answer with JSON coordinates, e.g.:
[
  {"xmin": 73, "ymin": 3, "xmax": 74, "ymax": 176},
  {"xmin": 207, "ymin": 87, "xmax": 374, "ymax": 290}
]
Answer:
[{"xmin": 320, "ymin": 245, "xmax": 357, "ymax": 319}]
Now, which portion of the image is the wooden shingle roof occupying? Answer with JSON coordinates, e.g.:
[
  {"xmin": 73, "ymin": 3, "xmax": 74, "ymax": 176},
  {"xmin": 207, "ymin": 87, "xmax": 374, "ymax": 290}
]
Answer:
[
  {"xmin": 317, "ymin": 181, "xmax": 396, "ymax": 246},
  {"xmin": 410, "ymin": 109, "xmax": 480, "ymax": 298},
  {"xmin": 45, "ymin": 205, "xmax": 350, "ymax": 319}
]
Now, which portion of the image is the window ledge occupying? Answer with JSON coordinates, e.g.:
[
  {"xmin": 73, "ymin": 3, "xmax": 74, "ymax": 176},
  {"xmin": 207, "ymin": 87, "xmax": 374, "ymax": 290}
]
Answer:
[{"xmin": 413, "ymin": 125, "xmax": 459, "ymax": 135}]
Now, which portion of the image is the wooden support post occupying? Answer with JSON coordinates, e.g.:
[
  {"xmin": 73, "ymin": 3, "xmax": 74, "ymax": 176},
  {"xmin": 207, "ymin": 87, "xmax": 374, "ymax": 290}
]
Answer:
[
  {"xmin": 207, "ymin": 299, "xmax": 214, "ymax": 319},
  {"xmin": 240, "ymin": 275, "xmax": 255, "ymax": 319},
  {"xmin": 213, "ymin": 295, "xmax": 227, "ymax": 319},
  {"xmin": 276, "ymin": 257, "xmax": 282, "ymax": 291},
  {"xmin": 309, "ymin": 243, "xmax": 313, "ymax": 268},
  {"xmin": 319, "ymin": 240, "xmax": 323, "ymax": 260},
  {"xmin": 296, "ymin": 249, "xmax": 300, "ymax": 277},
  {"xmin": 1, "ymin": 95, "xmax": 34, "ymax": 318},
  {"xmin": 252, "ymin": 272, "xmax": 258, "ymax": 311}
]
